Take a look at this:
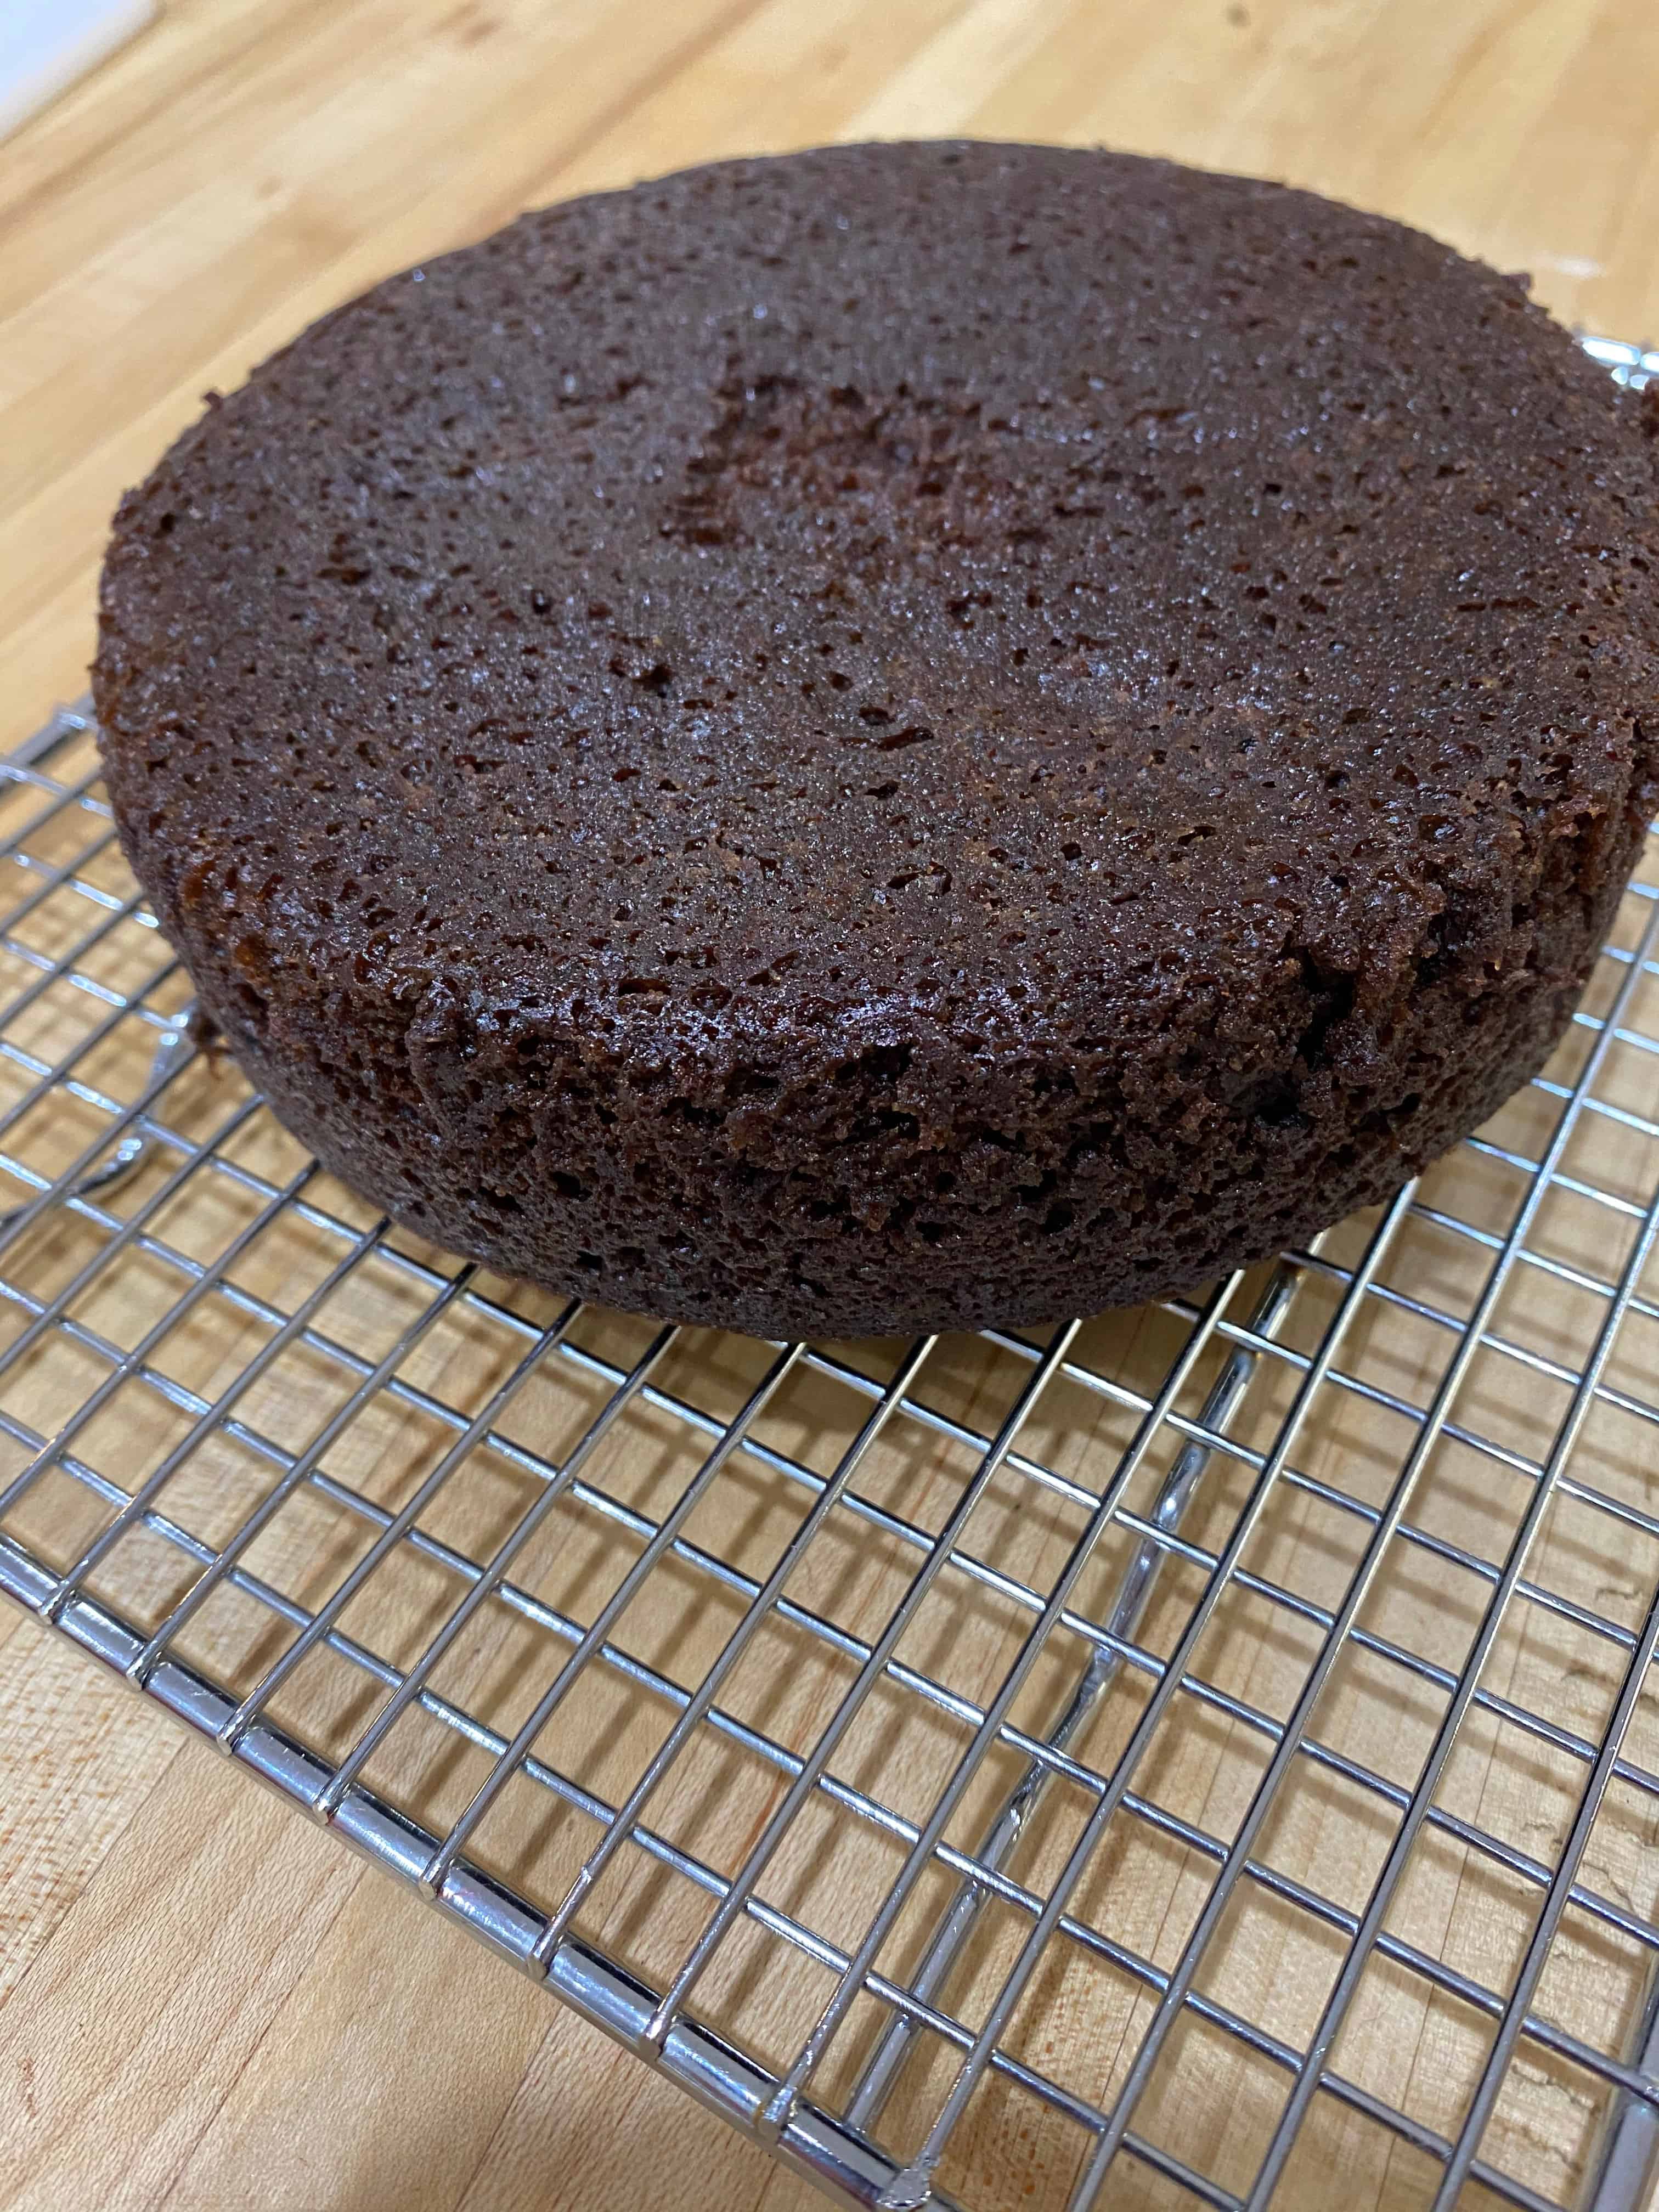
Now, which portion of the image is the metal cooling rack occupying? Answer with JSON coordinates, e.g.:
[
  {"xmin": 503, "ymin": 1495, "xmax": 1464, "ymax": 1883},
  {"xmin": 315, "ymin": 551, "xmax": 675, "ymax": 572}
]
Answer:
[{"xmin": 3, "ymin": 335, "xmax": 1659, "ymax": 2212}]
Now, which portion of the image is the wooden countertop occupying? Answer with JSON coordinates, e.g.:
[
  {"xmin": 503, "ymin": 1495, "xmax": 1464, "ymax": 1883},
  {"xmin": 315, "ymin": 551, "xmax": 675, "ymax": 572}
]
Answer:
[{"xmin": 2, "ymin": 5, "xmax": 1657, "ymax": 2208}]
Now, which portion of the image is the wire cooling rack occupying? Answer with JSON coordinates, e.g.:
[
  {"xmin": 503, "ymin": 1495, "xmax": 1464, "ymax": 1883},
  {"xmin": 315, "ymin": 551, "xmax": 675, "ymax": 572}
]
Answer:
[{"xmin": 4, "ymin": 337, "xmax": 1659, "ymax": 2212}]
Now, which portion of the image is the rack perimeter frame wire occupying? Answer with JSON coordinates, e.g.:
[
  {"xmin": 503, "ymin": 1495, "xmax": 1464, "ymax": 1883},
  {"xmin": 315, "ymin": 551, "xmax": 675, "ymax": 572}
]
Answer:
[{"xmin": 2, "ymin": 334, "xmax": 1658, "ymax": 2212}]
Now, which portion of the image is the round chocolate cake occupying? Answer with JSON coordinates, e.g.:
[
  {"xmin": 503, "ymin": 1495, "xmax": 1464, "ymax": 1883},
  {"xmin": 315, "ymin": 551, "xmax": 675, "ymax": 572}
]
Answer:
[{"xmin": 94, "ymin": 143, "xmax": 1659, "ymax": 1338}]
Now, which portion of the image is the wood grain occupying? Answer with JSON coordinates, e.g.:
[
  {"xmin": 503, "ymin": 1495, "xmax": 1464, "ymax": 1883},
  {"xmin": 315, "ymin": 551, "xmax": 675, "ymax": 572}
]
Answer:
[{"xmin": 3, "ymin": 7, "xmax": 1658, "ymax": 2211}]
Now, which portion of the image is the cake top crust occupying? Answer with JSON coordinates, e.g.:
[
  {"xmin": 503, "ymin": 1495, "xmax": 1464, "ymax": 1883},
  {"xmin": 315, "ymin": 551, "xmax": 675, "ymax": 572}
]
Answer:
[{"xmin": 96, "ymin": 141, "xmax": 1659, "ymax": 1079}]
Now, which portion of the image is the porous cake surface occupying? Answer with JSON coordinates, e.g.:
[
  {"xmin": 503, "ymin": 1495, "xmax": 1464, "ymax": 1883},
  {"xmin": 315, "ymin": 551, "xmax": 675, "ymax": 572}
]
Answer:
[{"xmin": 95, "ymin": 142, "xmax": 1659, "ymax": 1335}]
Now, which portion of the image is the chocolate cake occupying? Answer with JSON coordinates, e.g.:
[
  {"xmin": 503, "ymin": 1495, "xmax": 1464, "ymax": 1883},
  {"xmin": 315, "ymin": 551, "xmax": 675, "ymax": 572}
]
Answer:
[{"xmin": 93, "ymin": 142, "xmax": 1659, "ymax": 1338}]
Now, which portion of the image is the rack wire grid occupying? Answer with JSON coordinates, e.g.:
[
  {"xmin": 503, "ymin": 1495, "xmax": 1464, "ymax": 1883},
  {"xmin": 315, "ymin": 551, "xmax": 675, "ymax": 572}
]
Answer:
[{"xmin": 2, "ymin": 334, "xmax": 1658, "ymax": 2212}]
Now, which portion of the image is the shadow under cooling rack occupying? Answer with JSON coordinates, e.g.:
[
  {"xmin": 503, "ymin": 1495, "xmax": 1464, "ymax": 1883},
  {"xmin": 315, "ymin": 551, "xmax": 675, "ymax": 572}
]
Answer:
[{"xmin": 3, "ymin": 334, "xmax": 1659, "ymax": 2212}]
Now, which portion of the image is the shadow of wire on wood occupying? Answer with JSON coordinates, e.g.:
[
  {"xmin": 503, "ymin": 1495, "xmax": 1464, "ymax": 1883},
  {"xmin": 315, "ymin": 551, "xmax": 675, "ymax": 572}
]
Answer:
[{"xmin": 1, "ymin": 337, "xmax": 1657, "ymax": 2212}]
